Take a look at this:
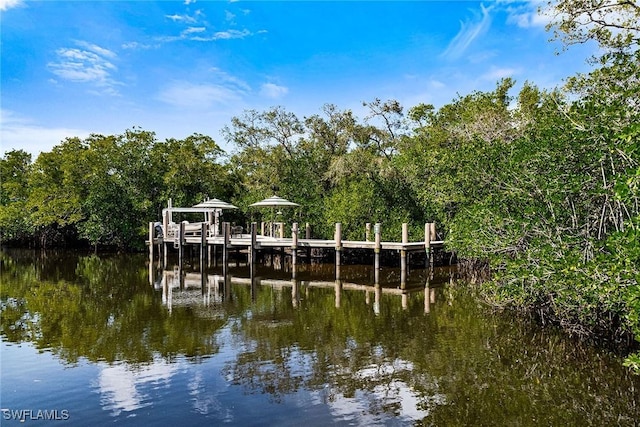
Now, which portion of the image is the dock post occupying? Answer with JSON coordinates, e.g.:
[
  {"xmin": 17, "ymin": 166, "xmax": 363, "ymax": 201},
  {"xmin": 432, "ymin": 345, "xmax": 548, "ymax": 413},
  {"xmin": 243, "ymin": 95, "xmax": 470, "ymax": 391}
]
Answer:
[
  {"xmin": 335, "ymin": 223, "xmax": 342, "ymax": 275},
  {"xmin": 179, "ymin": 221, "xmax": 186, "ymax": 271},
  {"xmin": 335, "ymin": 224, "xmax": 342, "ymax": 309},
  {"xmin": 365, "ymin": 223, "xmax": 371, "ymax": 242},
  {"xmin": 305, "ymin": 223, "xmax": 311, "ymax": 259},
  {"xmin": 200, "ymin": 222, "xmax": 207, "ymax": 268},
  {"xmin": 162, "ymin": 210, "xmax": 169, "ymax": 268},
  {"xmin": 374, "ymin": 223, "xmax": 381, "ymax": 285},
  {"xmin": 430, "ymin": 222, "xmax": 436, "ymax": 266},
  {"xmin": 148, "ymin": 222, "xmax": 155, "ymax": 260},
  {"xmin": 222, "ymin": 222, "xmax": 230, "ymax": 275},
  {"xmin": 261, "ymin": 221, "xmax": 265, "ymax": 237},
  {"xmin": 291, "ymin": 222, "xmax": 298, "ymax": 268},
  {"xmin": 250, "ymin": 222, "xmax": 257, "ymax": 265},
  {"xmin": 425, "ymin": 223, "xmax": 431, "ymax": 267},
  {"xmin": 148, "ymin": 222, "xmax": 155, "ymax": 288},
  {"xmin": 401, "ymin": 223, "xmax": 408, "ymax": 290}
]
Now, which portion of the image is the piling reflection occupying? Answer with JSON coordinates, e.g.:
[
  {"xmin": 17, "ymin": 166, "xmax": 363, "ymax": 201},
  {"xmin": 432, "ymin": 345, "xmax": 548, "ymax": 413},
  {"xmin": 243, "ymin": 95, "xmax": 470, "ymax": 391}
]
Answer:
[{"xmin": 153, "ymin": 261, "xmax": 449, "ymax": 316}]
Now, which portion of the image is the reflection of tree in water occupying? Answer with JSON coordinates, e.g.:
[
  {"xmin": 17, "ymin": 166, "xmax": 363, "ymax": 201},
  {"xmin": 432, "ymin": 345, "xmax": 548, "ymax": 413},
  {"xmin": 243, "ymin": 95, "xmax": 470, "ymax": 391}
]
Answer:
[
  {"xmin": 222, "ymin": 284, "xmax": 444, "ymax": 421},
  {"xmin": 0, "ymin": 251, "xmax": 225, "ymax": 365},
  {"xmin": 222, "ymin": 283, "xmax": 640, "ymax": 425}
]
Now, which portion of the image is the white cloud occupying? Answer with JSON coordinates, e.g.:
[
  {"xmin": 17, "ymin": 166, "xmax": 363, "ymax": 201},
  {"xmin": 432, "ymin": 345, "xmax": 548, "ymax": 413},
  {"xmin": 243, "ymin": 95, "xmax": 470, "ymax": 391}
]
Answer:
[
  {"xmin": 157, "ymin": 81, "xmax": 244, "ymax": 109},
  {"xmin": 216, "ymin": 29, "xmax": 251, "ymax": 39},
  {"xmin": 441, "ymin": 4, "xmax": 493, "ymax": 60},
  {"xmin": 210, "ymin": 67, "xmax": 251, "ymax": 92},
  {"xmin": 260, "ymin": 83, "xmax": 288, "ymax": 99},
  {"xmin": 122, "ymin": 41, "xmax": 155, "ymax": 50},
  {"xmin": 0, "ymin": 0, "xmax": 23, "ymax": 11},
  {"xmin": 429, "ymin": 79, "xmax": 446, "ymax": 89},
  {"xmin": 183, "ymin": 26, "xmax": 206, "ymax": 35},
  {"xmin": 0, "ymin": 110, "xmax": 91, "ymax": 158},
  {"xmin": 75, "ymin": 40, "xmax": 117, "ymax": 59},
  {"xmin": 47, "ymin": 41, "xmax": 120, "ymax": 95},
  {"xmin": 166, "ymin": 13, "xmax": 197, "ymax": 24},
  {"xmin": 481, "ymin": 66, "xmax": 518, "ymax": 81}
]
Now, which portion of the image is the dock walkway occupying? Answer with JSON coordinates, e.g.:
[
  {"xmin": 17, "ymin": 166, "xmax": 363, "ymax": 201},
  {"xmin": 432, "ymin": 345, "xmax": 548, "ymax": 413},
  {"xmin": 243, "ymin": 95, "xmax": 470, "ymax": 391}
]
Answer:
[{"xmin": 148, "ymin": 220, "xmax": 444, "ymax": 285}]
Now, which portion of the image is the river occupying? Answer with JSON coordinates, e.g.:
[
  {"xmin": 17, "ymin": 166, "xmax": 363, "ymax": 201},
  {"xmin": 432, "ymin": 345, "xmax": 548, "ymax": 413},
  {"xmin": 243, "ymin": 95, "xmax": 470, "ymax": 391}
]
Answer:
[{"xmin": 1, "ymin": 249, "xmax": 638, "ymax": 426}]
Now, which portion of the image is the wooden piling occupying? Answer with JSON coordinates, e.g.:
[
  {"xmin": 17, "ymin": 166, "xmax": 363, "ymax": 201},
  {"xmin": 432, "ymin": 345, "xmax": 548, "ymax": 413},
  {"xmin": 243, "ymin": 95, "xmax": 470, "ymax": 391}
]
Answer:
[
  {"xmin": 162, "ymin": 211, "xmax": 168, "ymax": 268},
  {"xmin": 305, "ymin": 222, "xmax": 311, "ymax": 259},
  {"xmin": 365, "ymin": 223, "xmax": 371, "ymax": 242},
  {"xmin": 250, "ymin": 222, "xmax": 257, "ymax": 265},
  {"xmin": 222, "ymin": 222, "xmax": 229, "ymax": 275},
  {"xmin": 291, "ymin": 222, "xmax": 298, "ymax": 268},
  {"xmin": 179, "ymin": 221, "xmax": 185, "ymax": 271},
  {"xmin": 374, "ymin": 223, "xmax": 381, "ymax": 285},
  {"xmin": 335, "ymin": 223, "xmax": 342, "ymax": 271},
  {"xmin": 430, "ymin": 222, "xmax": 437, "ymax": 266},
  {"xmin": 200, "ymin": 222, "xmax": 207, "ymax": 268},
  {"xmin": 425, "ymin": 223, "xmax": 431, "ymax": 267},
  {"xmin": 401, "ymin": 223, "xmax": 408, "ymax": 289},
  {"xmin": 148, "ymin": 222, "xmax": 155, "ymax": 260}
]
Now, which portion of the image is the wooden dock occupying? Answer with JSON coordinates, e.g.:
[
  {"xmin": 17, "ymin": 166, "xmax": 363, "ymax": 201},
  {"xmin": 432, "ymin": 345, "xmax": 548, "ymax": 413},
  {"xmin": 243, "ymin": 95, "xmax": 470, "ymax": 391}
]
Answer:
[{"xmin": 149, "ymin": 220, "xmax": 443, "ymax": 273}]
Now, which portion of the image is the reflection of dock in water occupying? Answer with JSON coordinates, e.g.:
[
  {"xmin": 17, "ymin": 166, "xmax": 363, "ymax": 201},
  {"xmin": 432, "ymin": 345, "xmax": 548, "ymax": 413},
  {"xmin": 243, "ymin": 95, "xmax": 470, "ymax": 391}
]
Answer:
[{"xmin": 152, "ymin": 264, "xmax": 453, "ymax": 314}]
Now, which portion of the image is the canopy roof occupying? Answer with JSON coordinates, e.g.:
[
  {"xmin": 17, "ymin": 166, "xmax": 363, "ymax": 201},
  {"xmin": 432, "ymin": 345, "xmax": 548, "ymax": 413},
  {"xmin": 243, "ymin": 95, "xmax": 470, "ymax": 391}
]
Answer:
[
  {"xmin": 249, "ymin": 195, "xmax": 299, "ymax": 207},
  {"xmin": 192, "ymin": 198, "xmax": 238, "ymax": 210}
]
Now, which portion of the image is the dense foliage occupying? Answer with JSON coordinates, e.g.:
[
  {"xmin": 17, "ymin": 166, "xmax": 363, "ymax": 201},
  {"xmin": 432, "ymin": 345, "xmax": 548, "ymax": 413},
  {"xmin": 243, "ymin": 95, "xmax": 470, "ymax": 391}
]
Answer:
[{"xmin": 1, "ymin": 1, "xmax": 638, "ymax": 367}]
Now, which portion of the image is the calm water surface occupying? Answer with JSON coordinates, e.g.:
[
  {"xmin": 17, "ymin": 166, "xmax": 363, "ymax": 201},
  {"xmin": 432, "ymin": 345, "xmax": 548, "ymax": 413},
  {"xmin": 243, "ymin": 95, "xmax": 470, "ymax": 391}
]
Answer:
[{"xmin": 1, "ymin": 250, "xmax": 639, "ymax": 426}]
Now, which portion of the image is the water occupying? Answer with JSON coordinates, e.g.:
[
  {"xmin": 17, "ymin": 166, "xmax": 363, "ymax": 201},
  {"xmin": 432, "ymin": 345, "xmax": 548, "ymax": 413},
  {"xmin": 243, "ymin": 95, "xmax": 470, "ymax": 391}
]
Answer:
[{"xmin": 1, "ymin": 249, "xmax": 639, "ymax": 426}]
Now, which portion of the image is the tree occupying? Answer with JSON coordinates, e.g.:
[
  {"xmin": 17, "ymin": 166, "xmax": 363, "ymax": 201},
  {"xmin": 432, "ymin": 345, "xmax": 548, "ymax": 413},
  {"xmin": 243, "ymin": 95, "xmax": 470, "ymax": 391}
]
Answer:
[
  {"xmin": 0, "ymin": 150, "xmax": 33, "ymax": 243},
  {"xmin": 545, "ymin": 0, "xmax": 640, "ymax": 51}
]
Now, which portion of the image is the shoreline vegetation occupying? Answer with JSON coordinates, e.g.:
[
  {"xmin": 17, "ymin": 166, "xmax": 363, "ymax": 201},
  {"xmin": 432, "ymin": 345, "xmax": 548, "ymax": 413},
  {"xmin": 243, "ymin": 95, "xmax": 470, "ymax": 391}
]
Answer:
[{"xmin": 1, "ymin": 1, "xmax": 639, "ymax": 369}]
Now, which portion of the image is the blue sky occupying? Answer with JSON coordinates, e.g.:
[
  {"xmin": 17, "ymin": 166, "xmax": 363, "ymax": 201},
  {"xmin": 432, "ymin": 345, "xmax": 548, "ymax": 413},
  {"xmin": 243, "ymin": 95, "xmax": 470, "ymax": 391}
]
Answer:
[{"xmin": 1, "ymin": 0, "xmax": 596, "ymax": 158}]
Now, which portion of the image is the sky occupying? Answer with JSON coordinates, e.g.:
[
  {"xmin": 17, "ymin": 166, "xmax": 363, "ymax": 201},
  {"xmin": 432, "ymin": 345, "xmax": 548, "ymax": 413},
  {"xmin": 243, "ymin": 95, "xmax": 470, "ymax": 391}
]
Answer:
[{"xmin": 1, "ymin": 0, "xmax": 597, "ymax": 158}]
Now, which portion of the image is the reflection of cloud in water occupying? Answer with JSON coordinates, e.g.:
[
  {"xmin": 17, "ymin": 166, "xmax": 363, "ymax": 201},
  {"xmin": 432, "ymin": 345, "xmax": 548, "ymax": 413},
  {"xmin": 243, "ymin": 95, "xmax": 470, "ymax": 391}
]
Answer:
[
  {"xmin": 188, "ymin": 370, "xmax": 234, "ymax": 422},
  {"xmin": 96, "ymin": 359, "xmax": 177, "ymax": 416},
  {"xmin": 310, "ymin": 359, "xmax": 445, "ymax": 425}
]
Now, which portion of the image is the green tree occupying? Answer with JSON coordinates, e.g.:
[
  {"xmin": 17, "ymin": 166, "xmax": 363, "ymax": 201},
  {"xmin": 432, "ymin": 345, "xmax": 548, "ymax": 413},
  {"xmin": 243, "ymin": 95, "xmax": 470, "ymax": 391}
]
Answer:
[{"xmin": 0, "ymin": 150, "xmax": 33, "ymax": 243}]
